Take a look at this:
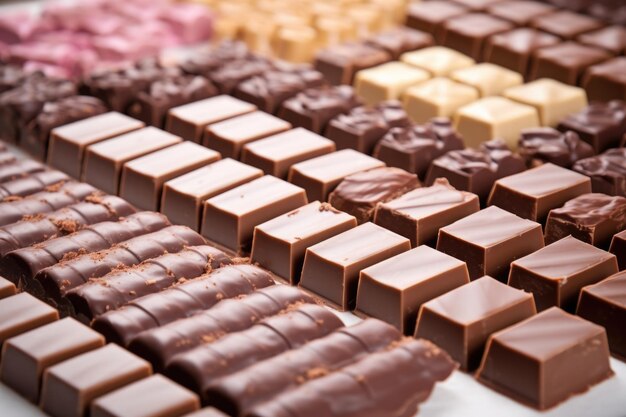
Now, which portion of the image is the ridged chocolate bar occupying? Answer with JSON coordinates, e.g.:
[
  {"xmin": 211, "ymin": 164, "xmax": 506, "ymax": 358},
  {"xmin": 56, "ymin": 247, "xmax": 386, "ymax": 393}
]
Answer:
[
  {"xmin": 0, "ymin": 170, "xmax": 69, "ymax": 200},
  {"xmin": 0, "ymin": 160, "xmax": 45, "ymax": 183},
  {"xmin": 92, "ymin": 264, "xmax": 275, "ymax": 346}
]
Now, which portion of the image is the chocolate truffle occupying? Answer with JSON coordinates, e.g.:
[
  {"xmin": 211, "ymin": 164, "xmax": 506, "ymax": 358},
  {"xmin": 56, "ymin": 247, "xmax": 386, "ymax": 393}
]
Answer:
[{"xmin": 518, "ymin": 127, "xmax": 594, "ymax": 168}]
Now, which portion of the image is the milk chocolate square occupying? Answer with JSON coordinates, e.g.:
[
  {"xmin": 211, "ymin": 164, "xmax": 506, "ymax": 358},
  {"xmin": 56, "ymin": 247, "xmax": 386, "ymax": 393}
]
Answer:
[
  {"xmin": 406, "ymin": 1, "xmax": 468, "ymax": 42},
  {"xmin": 401, "ymin": 46, "xmax": 475, "ymax": 77},
  {"xmin": 354, "ymin": 62, "xmax": 431, "ymax": 106},
  {"xmin": 403, "ymin": 77, "xmax": 479, "ymax": 123},
  {"xmin": 0, "ymin": 293, "xmax": 58, "ymax": 348},
  {"xmin": 577, "ymin": 26, "xmax": 626, "ymax": 55},
  {"xmin": 441, "ymin": 13, "xmax": 513, "ymax": 60},
  {"xmin": 451, "ymin": 63, "xmax": 523, "ymax": 97},
  {"xmin": 529, "ymin": 42, "xmax": 611, "ymax": 85},
  {"xmin": 610, "ymin": 231, "xmax": 626, "ymax": 270},
  {"xmin": 583, "ymin": 57, "xmax": 626, "ymax": 102},
  {"xmin": 365, "ymin": 27, "xmax": 434, "ymax": 59},
  {"xmin": 531, "ymin": 10, "xmax": 604, "ymax": 40},
  {"xmin": 313, "ymin": 43, "xmax": 391, "ymax": 86},
  {"xmin": 486, "ymin": 1, "xmax": 555, "ymax": 26},
  {"xmin": 0, "ymin": 276, "xmax": 16, "ymax": 299},
  {"xmin": 573, "ymin": 149, "xmax": 626, "ymax": 197}
]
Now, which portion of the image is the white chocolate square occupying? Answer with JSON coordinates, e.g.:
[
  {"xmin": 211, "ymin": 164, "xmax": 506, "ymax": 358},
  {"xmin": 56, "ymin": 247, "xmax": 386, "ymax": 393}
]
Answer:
[
  {"xmin": 403, "ymin": 77, "xmax": 479, "ymax": 123},
  {"xmin": 354, "ymin": 61, "xmax": 430, "ymax": 106},
  {"xmin": 503, "ymin": 79, "xmax": 588, "ymax": 127},
  {"xmin": 451, "ymin": 63, "xmax": 524, "ymax": 97},
  {"xmin": 454, "ymin": 97, "xmax": 540, "ymax": 149},
  {"xmin": 400, "ymin": 46, "xmax": 475, "ymax": 77}
]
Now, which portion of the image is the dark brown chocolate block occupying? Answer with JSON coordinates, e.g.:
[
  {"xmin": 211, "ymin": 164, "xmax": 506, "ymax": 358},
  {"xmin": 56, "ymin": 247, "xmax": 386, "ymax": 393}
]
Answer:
[
  {"xmin": 573, "ymin": 148, "xmax": 626, "ymax": 197},
  {"xmin": 365, "ymin": 27, "xmax": 434, "ymax": 59},
  {"xmin": 518, "ymin": 128, "xmax": 594, "ymax": 169},
  {"xmin": 91, "ymin": 375, "xmax": 200, "ymax": 417},
  {"xmin": 406, "ymin": 1, "xmax": 469, "ymax": 43},
  {"xmin": 557, "ymin": 101, "xmax": 626, "ymax": 153},
  {"xmin": 180, "ymin": 41, "xmax": 251, "ymax": 76},
  {"xmin": 529, "ymin": 42, "xmax": 611, "ymax": 85},
  {"xmin": 0, "ymin": 318, "xmax": 104, "ymax": 402},
  {"xmin": 356, "ymin": 245, "xmax": 469, "ymax": 335},
  {"xmin": 488, "ymin": 163, "xmax": 592, "ymax": 223},
  {"xmin": 329, "ymin": 167, "xmax": 419, "ymax": 224},
  {"xmin": 374, "ymin": 118, "xmax": 464, "ymax": 180},
  {"xmin": 416, "ymin": 276, "xmax": 535, "ymax": 371},
  {"xmin": 92, "ymin": 265, "xmax": 274, "ymax": 346},
  {"xmin": 325, "ymin": 101, "xmax": 411, "ymax": 154},
  {"xmin": 0, "ymin": 65, "xmax": 29, "ymax": 94},
  {"xmin": 441, "ymin": 13, "xmax": 513, "ymax": 60},
  {"xmin": 577, "ymin": 26, "xmax": 626, "ymax": 55},
  {"xmin": 121, "ymin": 142, "xmax": 220, "ymax": 211},
  {"xmin": 531, "ymin": 10, "xmax": 604, "ymax": 40},
  {"xmin": 0, "ymin": 159, "xmax": 46, "ymax": 183},
  {"xmin": 314, "ymin": 43, "xmax": 391, "ymax": 86},
  {"xmin": 578, "ymin": 271, "xmax": 626, "ymax": 360},
  {"xmin": 208, "ymin": 56, "xmax": 274, "ymax": 95},
  {"xmin": 477, "ymin": 307, "xmax": 613, "ymax": 410},
  {"xmin": 40, "ymin": 344, "xmax": 152, "ymax": 417},
  {"xmin": 426, "ymin": 139, "xmax": 525, "ymax": 202},
  {"xmin": 486, "ymin": 1, "xmax": 555, "ymax": 25},
  {"xmin": 610, "ymin": 230, "xmax": 626, "ymax": 270},
  {"xmin": 0, "ymin": 276, "xmax": 16, "ymax": 299},
  {"xmin": 545, "ymin": 193, "xmax": 626, "ymax": 248},
  {"xmin": 0, "ymin": 292, "xmax": 58, "ymax": 347},
  {"xmin": 0, "ymin": 170, "xmax": 69, "ymax": 200},
  {"xmin": 583, "ymin": 57, "xmax": 626, "ymax": 102}
]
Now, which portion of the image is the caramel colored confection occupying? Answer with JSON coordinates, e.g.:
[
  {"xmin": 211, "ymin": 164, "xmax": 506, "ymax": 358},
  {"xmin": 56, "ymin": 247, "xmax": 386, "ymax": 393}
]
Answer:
[
  {"xmin": 610, "ymin": 231, "xmax": 626, "ymax": 270},
  {"xmin": 441, "ymin": 13, "xmax": 513, "ymax": 60},
  {"xmin": 477, "ymin": 308, "xmax": 613, "ymax": 410},
  {"xmin": 400, "ymin": 46, "xmax": 475, "ymax": 77},
  {"xmin": 365, "ymin": 27, "xmax": 434, "ymax": 59},
  {"xmin": 251, "ymin": 201, "xmax": 356, "ymax": 284},
  {"xmin": 557, "ymin": 101, "xmax": 626, "ymax": 153},
  {"xmin": 313, "ymin": 43, "xmax": 391, "ymax": 86},
  {"xmin": 577, "ymin": 26, "xmax": 626, "ymax": 55},
  {"xmin": 0, "ymin": 276, "xmax": 16, "ymax": 299},
  {"xmin": 416, "ymin": 276, "xmax": 536, "ymax": 371},
  {"xmin": 518, "ymin": 127, "xmax": 594, "ymax": 168},
  {"xmin": 450, "ymin": 63, "xmax": 523, "ymax": 97},
  {"xmin": 578, "ymin": 271, "xmax": 626, "ymax": 360},
  {"xmin": 354, "ymin": 62, "xmax": 431, "ymax": 106},
  {"xmin": 531, "ymin": 10, "xmax": 604, "ymax": 40},
  {"xmin": 300, "ymin": 222, "xmax": 410, "ymax": 310},
  {"xmin": 426, "ymin": 139, "xmax": 526, "ymax": 202},
  {"xmin": 583, "ymin": 57, "xmax": 626, "ymax": 102},
  {"xmin": 529, "ymin": 42, "xmax": 611, "ymax": 86},
  {"xmin": 488, "ymin": 163, "xmax": 592, "ymax": 223},
  {"xmin": 573, "ymin": 148, "xmax": 626, "ymax": 197},
  {"xmin": 486, "ymin": 1, "xmax": 555, "ymax": 26},
  {"xmin": 356, "ymin": 245, "xmax": 469, "ymax": 335},
  {"xmin": 0, "ymin": 293, "xmax": 58, "ymax": 347},
  {"xmin": 437, "ymin": 206, "xmax": 544, "ymax": 281},
  {"xmin": 329, "ymin": 167, "xmax": 419, "ymax": 224},
  {"xmin": 509, "ymin": 236, "xmax": 618, "ymax": 312},
  {"xmin": 403, "ymin": 77, "xmax": 479, "ymax": 123},
  {"xmin": 406, "ymin": 1, "xmax": 468, "ymax": 43}
]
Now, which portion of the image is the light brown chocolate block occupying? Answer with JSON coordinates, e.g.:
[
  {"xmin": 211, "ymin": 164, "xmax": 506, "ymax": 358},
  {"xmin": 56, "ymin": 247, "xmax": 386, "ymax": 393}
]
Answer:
[
  {"xmin": 354, "ymin": 62, "xmax": 430, "ymax": 106},
  {"xmin": 166, "ymin": 95, "xmax": 256, "ymax": 142},
  {"xmin": 204, "ymin": 111, "xmax": 292, "ymax": 159},
  {"xmin": 161, "ymin": 159, "xmax": 263, "ymax": 231},
  {"xmin": 184, "ymin": 408, "xmax": 228, "ymax": 417},
  {"xmin": 403, "ymin": 77, "xmax": 479, "ymax": 123},
  {"xmin": 202, "ymin": 175, "xmax": 307, "ymax": 253},
  {"xmin": 356, "ymin": 245, "xmax": 470, "ymax": 335},
  {"xmin": 0, "ymin": 293, "xmax": 58, "ymax": 348},
  {"xmin": 83, "ymin": 127, "xmax": 182, "ymax": 194},
  {"xmin": 251, "ymin": 201, "xmax": 357, "ymax": 284},
  {"xmin": 0, "ymin": 318, "xmax": 104, "ymax": 402},
  {"xmin": 451, "ymin": 63, "xmax": 523, "ymax": 97},
  {"xmin": 288, "ymin": 149, "xmax": 385, "ymax": 202},
  {"xmin": 401, "ymin": 46, "xmax": 475, "ymax": 77},
  {"xmin": 299, "ymin": 222, "xmax": 410, "ymax": 310},
  {"xmin": 48, "ymin": 112, "xmax": 144, "ymax": 178},
  {"xmin": 0, "ymin": 276, "xmax": 16, "ymax": 299}
]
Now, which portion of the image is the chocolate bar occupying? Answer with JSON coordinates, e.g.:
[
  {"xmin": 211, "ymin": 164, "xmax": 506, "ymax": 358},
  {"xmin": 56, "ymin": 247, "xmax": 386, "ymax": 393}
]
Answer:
[
  {"xmin": 583, "ymin": 57, "xmax": 626, "ymax": 102},
  {"xmin": 0, "ymin": 159, "xmax": 46, "ymax": 183},
  {"xmin": 610, "ymin": 230, "xmax": 626, "ymax": 270},
  {"xmin": 0, "ymin": 170, "xmax": 69, "ymax": 200},
  {"xmin": 573, "ymin": 148, "xmax": 626, "ymax": 197},
  {"xmin": 441, "ymin": 13, "xmax": 513, "ymax": 60},
  {"xmin": 0, "ymin": 276, "xmax": 16, "ymax": 299},
  {"xmin": 0, "ymin": 292, "xmax": 58, "ymax": 347},
  {"xmin": 529, "ymin": 41, "xmax": 611, "ymax": 85},
  {"xmin": 313, "ymin": 43, "xmax": 391, "ymax": 86},
  {"xmin": 557, "ymin": 101, "xmax": 626, "ymax": 153},
  {"xmin": 518, "ymin": 128, "xmax": 594, "ymax": 168}
]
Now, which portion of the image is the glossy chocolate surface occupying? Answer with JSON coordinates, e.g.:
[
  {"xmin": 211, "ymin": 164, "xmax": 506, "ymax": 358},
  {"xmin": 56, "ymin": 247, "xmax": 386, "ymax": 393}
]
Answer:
[
  {"xmin": 0, "ymin": 170, "xmax": 69, "ymax": 200},
  {"xmin": 529, "ymin": 41, "xmax": 611, "ymax": 85},
  {"xmin": 487, "ymin": 1, "xmax": 555, "ymax": 25},
  {"xmin": 531, "ymin": 10, "xmax": 603, "ymax": 39},
  {"xmin": 365, "ymin": 27, "xmax": 434, "ymax": 59},
  {"xmin": 441, "ymin": 13, "xmax": 513, "ymax": 60},
  {"xmin": 610, "ymin": 230, "xmax": 626, "ymax": 270},
  {"xmin": 577, "ymin": 26, "xmax": 626, "ymax": 55},
  {"xmin": 557, "ymin": 101, "xmax": 626, "ymax": 153},
  {"xmin": 314, "ymin": 43, "xmax": 391, "ymax": 86},
  {"xmin": 518, "ymin": 127, "xmax": 594, "ymax": 168},
  {"xmin": 0, "ymin": 292, "xmax": 58, "ymax": 347},
  {"xmin": 406, "ymin": 1, "xmax": 469, "ymax": 43},
  {"xmin": 583, "ymin": 57, "xmax": 626, "ymax": 102},
  {"xmin": 0, "ymin": 276, "xmax": 16, "ymax": 299}
]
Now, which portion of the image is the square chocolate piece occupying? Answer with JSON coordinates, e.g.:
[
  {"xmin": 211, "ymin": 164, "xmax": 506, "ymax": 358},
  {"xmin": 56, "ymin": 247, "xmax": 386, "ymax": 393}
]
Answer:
[
  {"xmin": 529, "ymin": 42, "xmax": 611, "ymax": 85},
  {"xmin": 437, "ymin": 206, "xmax": 544, "ymax": 280},
  {"xmin": 416, "ymin": 276, "xmax": 536, "ymax": 370},
  {"xmin": 401, "ymin": 46, "xmax": 475, "ymax": 77},
  {"xmin": 299, "ymin": 222, "xmax": 410, "ymax": 310},
  {"xmin": 406, "ymin": 1, "xmax": 468, "ymax": 43},
  {"xmin": 354, "ymin": 62, "xmax": 431, "ymax": 106},
  {"xmin": 531, "ymin": 10, "xmax": 604, "ymax": 40},
  {"xmin": 486, "ymin": 1, "xmax": 555, "ymax": 26},
  {"xmin": 441, "ymin": 13, "xmax": 514, "ymax": 60},
  {"xmin": 488, "ymin": 163, "xmax": 592, "ymax": 223},
  {"xmin": 577, "ymin": 26, "xmax": 626, "ymax": 56},
  {"xmin": 356, "ymin": 245, "xmax": 470, "ymax": 335},
  {"xmin": 364, "ymin": 27, "xmax": 434, "ymax": 59},
  {"xmin": 450, "ymin": 63, "xmax": 523, "ymax": 97},
  {"xmin": 557, "ymin": 101, "xmax": 626, "ymax": 153},
  {"xmin": 251, "ymin": 201, "xmax": 357, "ymax": 284},
  {"xmin": 48, "ymin": 112, "xmax": 145, "ymax": 178},
  {"xmin": 583, "ymin": 57, "xmax": 626, "ymax": 102},
  {"xmin": 573, "ymin": 148, "xmax": 626, "ymax": 197},
  {"xmin": 610, "ymin": 231, "xmax": 626, "ymax": 270},
  {"xmin": 0, "ymin": 293, "xmax": 58, "ymax": 347},
  {"xmin": 241, "ymin": 128, "xmax": 335, "ymax": 179},
  {"xmin": 403, "ymin": 77, "xmax": 478, "ymax": 123},
  {"xmin": 83, "ymin": 127, "xmax": 182, "ymax": 194},
  {"xmin": 202, "ymin": 175, "xmax": 307, "ymax": 253},
  {"xmin": 161, "ymin": 159, "xmax": 263, "ymax": 231},
  {"xmin": 313, "ymin": 43, "xmax": 391, "ymax": 86},
  {"xmin": 509, "ymin": 236, "xmax": 618, "ymax": 312},
  {"xmin": 120, "ymin": 142, "xmax": 220, "ymax": 211},
  {"xmin": 477, "ymin": 307, "xmax": 613, "ymax": 410},
  {"xmin": 0, "ymin": 276, "xmax": 16, "ymax": 299}
]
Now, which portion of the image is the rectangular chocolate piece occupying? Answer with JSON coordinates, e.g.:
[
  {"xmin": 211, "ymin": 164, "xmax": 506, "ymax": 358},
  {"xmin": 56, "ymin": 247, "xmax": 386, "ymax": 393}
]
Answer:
[
  {"xmin": 557, "ymin": 101, "xmax": 626, "ymax": 153},
  {"xmin": 0, "ymin": 159, "xmax": 46, "ymax": 183},
  {"xmin": 441, "ymin": 13, "xmax": 513, "ymax": 60},
  {"xmin": 202, "ymin": 175, "xmax": 307, "ymax": 253},
  {"xmin": 416, "ymin": 276, "xmax": 536, "ymax": 371},
  {"xmin": 437, "ymin": 206, "xmax": 544, "ymax": 281},
  {"xmin": 531, "ymin": 10, "xmax": 603, "ymax": 40},
  {"xmin": 583, "ymin": 57, "xmax": 626, "ymax": 102},
  {"xmin": 48, "ymin": 112, "xmax": 145, "ymax": 178},
  {"xmin": 573, "ymin": 148, "xmax": 626, "ymax": 197},
  {"xmin": 313, "ymin": 43, "xmax": 391, "ymax": 86},
  {"xmin": 610, "ymin": 230, "xmax": 626, "ymax": 270},
  {"xmin": 84, "ymin": 127, "xmax": 182, "ymax": 195},
  {"xmin": 0, "ymin": 318, "xmax": 104, "ymax": 402},
  {"xmin": 166, "ymin": 95, "xmax": 256, "ymax": 142},
  {"xmin": 356, "ymin": 245, "xmax": 469, "ymax": 335},
  {"xmin": 0, "ymin": 276, "xmax": 16, "ymax": 299},
  {"xmin": 406, "ymin": 1, "xmax": 468, "ymax": 43},
  {"xmin": 0, "ymin": 170, "xmax": 69, "ymax": 200},
  {"xmin": 477, "ymin": 308, "xmax": 613, "ymax": 410},
  {"xmin": 486, "ymin": 1, "xmax": 555, "ymax": 26},
  {"xmin": 0, "ymin": 293, "xmax": 58, "ymax": 348},
  {"xmin": 121, "ymin": 142, "xmax": 220, "ymax": 211},
  {"xmin": 162, "ymin": 159, "xmax": 263, "ymax": 231},
  {"xmin": 40, "ymin": 344, "xmax": 152, "ymax": 417},
  {"xmin": 300, "ymin": 222, "xmax": 410, "ymax": 310}
]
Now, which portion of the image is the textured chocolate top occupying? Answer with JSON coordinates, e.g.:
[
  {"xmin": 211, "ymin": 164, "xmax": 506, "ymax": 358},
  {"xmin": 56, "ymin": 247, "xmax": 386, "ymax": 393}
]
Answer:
[
  {"xmin": 548, "ymin": 193, "xmax": 626, "ymax": 228},
  {"xmin": 329, "ymin": 101, "xmax": 410, "ymax": 137},
  {"xmin": 574, "ymin": 148, "xmax": 626, "ymax": 196},
  {"xmin": 0, "ymin": 170, "xmax": 69, "ymax": 200},
  {"xmin": 281, "ymin": 86, "xmax": 361, "ymax": 119},
  {"xmin": 518, "ymin": 128, "xmax": 594, "ymax": 168},
  {"xmin": 558, "ymin": 101, "xmax": 626, "ymax": 151},
  {"xmin": 181, "ymin": 41, "xmax": 251, "ymax": 75},
  {"xmin": 209, "ymin": 57, "xmax": 274, "ymax": 94}
]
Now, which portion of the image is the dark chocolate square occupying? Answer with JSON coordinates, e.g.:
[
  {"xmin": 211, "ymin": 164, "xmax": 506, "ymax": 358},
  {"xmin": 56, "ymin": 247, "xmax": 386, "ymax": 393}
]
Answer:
[{"xmin": 529, "ymin": 41, "xmax": 611, "ymax": 85}]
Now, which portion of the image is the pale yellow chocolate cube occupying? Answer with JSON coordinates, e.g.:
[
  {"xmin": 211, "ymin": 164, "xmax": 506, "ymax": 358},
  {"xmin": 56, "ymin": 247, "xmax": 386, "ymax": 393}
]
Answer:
[
  {"xmin": 400, "ymin": 46, "xmax": 475, "ymax": 77},
  {"xmin": 451, "ymin": 63, "xmax": 523, "ymax": 97},
  {"xmin": 275, "ymin": 26, "xmax": 317, "ymax": 63},
  {"xmin": 503, "ymin": 79, "xmax": 588, "ymax": 127},
  {"xmin": 404, "ymin": 77, "xmax": 479, "ymax": 123},
  {"xmin": 355, "ymin": 61, "xmax": 430, "ymax": 106},
  {"xmin": 455, "ymin": 97, "xmax": 540, "ymax": 149}
]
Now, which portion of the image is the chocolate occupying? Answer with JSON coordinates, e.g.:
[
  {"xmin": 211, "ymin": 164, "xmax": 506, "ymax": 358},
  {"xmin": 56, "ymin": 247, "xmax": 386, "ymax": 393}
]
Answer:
[
  {"xmin": 91, "ymin": 265, "xmax": 274, "ymax": 346},
  {"xmin": 426, "ymin": 139, "xmax": 526, "ymax": 202},
  {"xmin": 365, "ymin": 27, "xmax": 434, "ymax": 59},
  {"xmin": 557, "ymin": 101, "xmax": 626, "ymax": 153},
  {"xmin": 577, "ymin": 271, "xmax": 626, "ymax": 360},
  {"xmin": 251, "ymin": 201, "xmax": 356, "ymax": 284},
  {"xmin": 488, "ymin": 163, "xmax": 592, "ymax": 222},
  {"xmin": 300, "ymin": 222, "xmax": 410, "ymax": 310},
  {"xmin": 450, "ymin": 63, "xmax": 523, "ymax": 97},
  {"xmin": 0, "ymin": 170, "xmax": 69, "ymax": 200},
  {"xmin": 573, "ymin": 148, "xmax": 626, "ymax": 197},
  {"xmin": 48, "ymin": 112, "xmax": 145, "ymax": 178},
  {"xmin": 354, "ymin": 61, "xmax": 431, "ymax": 106},
  {"xmin": 241, "ymin": 128, "xmax": 335, "ymax": 179},
  {"xmin": 531, "ymin": 10, "xmax": 604, "ymax": 40},
  {"xmin": 441, "ymin": 13, "xmax": 513, "ymax": 60},
  {"xmin": 208, "ymin": 57, "xmax": 273, "ymax": 94},
  {"xmin": 0, "ymin": 150, "xmax": 16, "ymax": 166},
  {"xmin": 20, "ymin": 96, "xmax": 107, "ymax": 161},
  {"xmin": 610, "ymin": 230, "xmax": 626, "ymax": 270},
  {"xmin": 0, "ymin": 276, "xmax": 16, "ymax": 299},
  {"xmin": 0, "ymin": 65, "xmax": 29, "ymax": 94},
  {"xmin": 529, "ymin": 42, "xmax": 611, "ymax": 85},
  {"xmin": 328, "ymin": 167, "xmax": 419, "ymax": 224},
  {"xmin": 486, "ymin": 0, "xmax": 555, "ymax": 25},
  {"xmin": 518, "ymin": 128, "xmax": 594, "ymax": 168},
  {"xmin": 476, "ymin": 307, "xmax": 613, "ymax": 410},
  {"xmin": 0, "ymin": 318, "xmax": 104, "ymax": 402},
  {"xmin": 40, "ymin": 344, "xmax": 152, "ymax": 417},
  {"xmin": 583, "ymin": 57, "xmax": 626, "ymax": 102},
  {"xmin": 313, "ymin": 43, "xmax": 391, "ymax": 86},
  {"xmin": 120, "ymin": 142, "xmax": 220, "ymax": 211},
  {"xmin": 406, "ymin": 1, "xmax": 468, "ymax": 43},
  {"xmin": 403, "ymin": 77, "xmax": 479, "ymax": 123},
  {"xmin": 277, "ymin": 86, "xmax": 362, "ymax": 134},
  {"xmin": 180, "ymin": 41, "xmax": 251, "ymax": 76},
  {"xmin": 185, "ymin": 408, "xmax": 228, "ymax": 417},
  {"xmin": 577, "ymin": 26, "xmax": 626, "ymax": 55},
  {"xmin": 166, "ymin": 95, "xmax": 257, "ymax": 142},
  {"xmin": 0, "ymin": 159, "xmax": 46, "ymax": 183},
  {"xmin": 84, "ymin": 127, "xmax": 183, "ymax": 195},
  {"xmin": 65, "ymin": 245, "xmax": 230, "ymax": 321},
  {"xmin": 373, "ymin": 118, "xmax": 464, "ymax": 179},
  {"xmin": 91, "ymin": 375, "xmax": 200, "ymax": 417},
  {"xmin": 416, "ymin": 276, "xmax": 535, "ymax": 371},
  {"xmin": 0, "ymin": 293, "xmax": 58, "ymax": 347},
  {"xmin": 288, "ymin": 149, "xmax": 384, "ymax": 203},
  {"xmin": 451, "ymin": 0, "xmax": 505, "ymax": 10}
]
